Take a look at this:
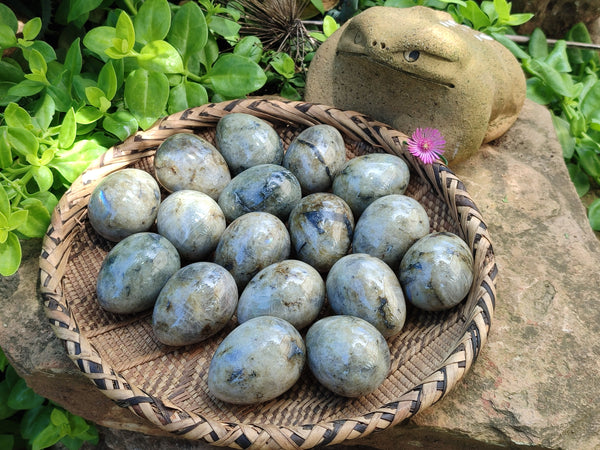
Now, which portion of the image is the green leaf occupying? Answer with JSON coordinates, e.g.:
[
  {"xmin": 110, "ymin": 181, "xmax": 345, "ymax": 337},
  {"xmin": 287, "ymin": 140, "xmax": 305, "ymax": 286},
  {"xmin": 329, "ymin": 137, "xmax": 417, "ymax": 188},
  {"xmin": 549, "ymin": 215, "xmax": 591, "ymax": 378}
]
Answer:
[
  {"xmin": 0, "ymin": 185, "xmax": 9, "ymax": 218},
  {"xmin": 32, "ymin": 165, "xmax": 54, "ymax": 192},
  {"xmin": 137, "ymin": 40, "xmax": 184, "ymax": 74},
  {"xmin": 50, "ymin": 140, "xmax": 106, "ymax": 183},
  {"xmin": 167, "ymin": 1, "xmax": 208, "ymax": 66},
  {"xmin": 310, "ymin": 0, "xmax": 325, "ymax": 14},
  {"xmin": 528, "ymin": 28, "xmax": 548, "ymax": 60},
  {"xmin": 208, "ymin": 16, "xmax": 241, "ymax": 40},
  {"xmin": 549, "ymin": 112, "xmax": 575, "ymax": 159},
  {"xmin": 22, "ymin": 17, "xmax": 42, "ymax": 41},
  {"xmin": 83, "ymin": 26, "xmax": 117, "ymax": 61},
  {"xmin": 7, "ymin": 127, "xmax": 38, "ymax": 157},
  {"xmin": 134, "ymin": 0, "xmax": 171, "ymax": 45},
  {"xmin": 567, "ymin": 163, "xmax": 590, "ymax": 197},
  {"xmin": 64, "ymin": 38, "xmax": 82, "ymax": 77},
  {"xmin": 0, "ymin": 59, "xmax": 25, "ymax": 83},
  {"xmin": 576, "ymin": 147, "xmax": 600, "ymax": 178},
  {"xmin": 504, "ymin": 12, "xmax": 534, "ymax": 27},
  {"xmin": 102, "ymin": 110, "xmax": 138, "ymax": 141},
  {"xmin": 0, "ymin": 24, "xmax": 17, "ymax": 49},
  {"xmin": 75, "ymin": 106, "xmax": 103, "ymax": 125},
  {"xmin": 234, "ymin": 36, "xmax": 262, "ymax": 64},
  {"xmin": 4, "ymin": 103, "xmax": 34, "ymax": 129},
  {"xmin": 8, "ymin": 79, "xmax": 45, "ymax": 97},
  {"xmin": 203, "ymin": 54, "xmax": 266, "ymax": 98},
  {"xmin": 59, "ymin": 108, "xmax": 77, "ymax": 149},
  {"xmin": 545, "ymin": 40, "xmax": 571, "ymax": 73},
  {"xmin": 493, "ymin": 0, "xmax": 510, "ymax": 20},
  {"xmin": 459, "ymin": 1, "xmax": 491, "ymax": 30},
  {"xmin": 124, "ymin": 69, "xmax": 169, "ymax": 129},
  {"xmin": 0, "ymin": 128, "xmax": 12, "ymax": 168},
  {"xmin": 6, "ymin": 372, "xmax": 45, "ymax": 409},
  {"xmin": 85, "ymin": 86, "xmax": 108, "ymax": 110},
  {"xmin": 114, "ymin": 11, "xmax": 135, "ymax": 54},
  {"xmin": 167, "ymin": 81, "xmax": 208, "ymax": 114},
  {"xmin": 27, "ymin": 49, "xmax": 48, "ymax": 80},
  {"xmin": 323, "ymin": 15, "xmax": 340, "ymax": 37},
  {"xmin": 0, "ymin": 213, "xmax": 8, "ymax": 244},
  {"xmin": 20, "ymin": 405, "xmax": 52, "ymax": 441},
  {"xmin": 581, "ymin": 80, "xmax": 600, "ymax": 121},
  {"xmin": 0, "ymin": 374, "xmax": 18, "ymax": 418},
  {"xmin": 588, "ymin": 198, "xmax": 600, "ymax": 231},
  {"xmin": 17, "ymin": 199, "xmax": 51, "ymax": 238},
  {"xmin": 523, "ymin": 59, "xmax": 574, "ymax": 98},
  {"xmin": 25, "ymin": 41, "xmax": 57, "ymax": 63},
  {"xmin": 194, "ymin": 35, "xmax": 219, "ymax": 71},
  {"xmin": 50, "ymin": 408, "xmax": 70, "ymax": 428},
  {"xmin": 98, "ymin": 62, "xmax": 118, "ymax": 101},
  {"xmin": 270, "ymin": 52, "xmax": 296, "ymax": 79},
  {"xmin": 491, "ymin": 32, "xmax": 530, "ymax": 60},
  {"xmin": 34, "ymin": 94, "xmax": 56, "ymax": 130},
  {"xmin": 8, "ymin": 209, "xmax": 28, "ymax": 232},
  {"xmin": 46, "ymin": 71, "xmax": 73, "ymax": 112},
  {"xmin": 27, "ymin": 191, "xmax": 58, "ymax": 216},
  {"xmin": 67, "ymin": 0, "xmax": 103, "ymax": 23},
  {"xmin": 566, "ymin": 22, "xmax": 599, "ymax": 67},
  {"xmin": 0, "ymin": 4, "xmax": 18, "ymax": 33},
  {"xmin": 0, "ymin": 232, "xmax": 21, "ymax": 276},
  {"xmin": 31, "ymin": 423, "xmax": 63, "ymax": 450}
]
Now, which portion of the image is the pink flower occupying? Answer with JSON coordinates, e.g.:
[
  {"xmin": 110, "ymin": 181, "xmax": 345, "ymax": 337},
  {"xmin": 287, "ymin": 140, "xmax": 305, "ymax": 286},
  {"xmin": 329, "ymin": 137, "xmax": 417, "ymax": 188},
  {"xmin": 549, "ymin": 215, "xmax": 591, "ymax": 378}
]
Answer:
[{"xmin": 406, "ymin": 128, "xmax": 446, "ymax": 164}]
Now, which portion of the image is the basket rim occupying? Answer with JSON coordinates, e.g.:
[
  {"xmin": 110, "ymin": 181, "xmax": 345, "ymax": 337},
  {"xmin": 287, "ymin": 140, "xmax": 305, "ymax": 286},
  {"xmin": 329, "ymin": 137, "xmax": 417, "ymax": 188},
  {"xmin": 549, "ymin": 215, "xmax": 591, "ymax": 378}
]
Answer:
[{"xmin": 39, "ymin": 98, "xmax": 497, "ymax": 449}]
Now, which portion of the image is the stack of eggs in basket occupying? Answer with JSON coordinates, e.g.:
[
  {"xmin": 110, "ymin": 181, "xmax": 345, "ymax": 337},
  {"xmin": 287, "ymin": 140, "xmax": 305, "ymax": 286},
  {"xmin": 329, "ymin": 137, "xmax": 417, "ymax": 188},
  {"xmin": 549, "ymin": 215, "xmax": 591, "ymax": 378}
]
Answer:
[{"xmin": 89, "ymin": 113, "xmax": 475, "ymax": 404}]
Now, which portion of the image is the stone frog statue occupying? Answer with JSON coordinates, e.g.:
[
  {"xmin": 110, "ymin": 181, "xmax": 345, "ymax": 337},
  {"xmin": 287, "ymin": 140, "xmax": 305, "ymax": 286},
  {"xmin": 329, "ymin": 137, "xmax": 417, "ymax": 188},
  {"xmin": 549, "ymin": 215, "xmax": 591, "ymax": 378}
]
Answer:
[{"xmin": 305, "ymin": 6, "xmax": 526, "ymax": 164}]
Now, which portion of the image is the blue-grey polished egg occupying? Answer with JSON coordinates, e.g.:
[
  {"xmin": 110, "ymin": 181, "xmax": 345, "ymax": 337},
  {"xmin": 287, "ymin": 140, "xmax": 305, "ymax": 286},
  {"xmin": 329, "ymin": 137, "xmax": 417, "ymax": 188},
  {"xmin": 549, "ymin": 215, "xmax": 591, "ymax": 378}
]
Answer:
[
  {"xmin": 207, "ymin": 316, "xmax": 305, "ymax": 404},
  {"xmin": 399, "ymin": 232, "xmax": 474, "ymax": 312},
  {"xmin": 332, "ymin": 153, "xmax": 410, "ymax": 218},
  {"xmin": 283, "ymin": 124, "xmax": 346, "ymax": 194},
  {"xmin": 154, "ymin": 133, "xmax": 231, "ymax": 200},
  {"xmin": 218, "ymin": 164, "xmax": 302, "ymax": 222},
  {"xmin": 288, "ymin": 193, "xmax": 354, "ymax": 272},
  {"xmin": 215, "ymin": 113, "xmax": 284, "ymax": 175},
  {"xmin": 353, "ymin": 194, "xmax": 430, "ymax": 271},
  {"xmin": 96, "ymin": 232, "xmax": 181, "ymax": 314},
  {"xmin": 237, "ymin": 259, "xmax": 325, "ymax": 329},
  {"xmin": 152, "ymin": 262, "xmax": 238, "ymax": 346},
  {"xmin": 306, "ymin": 315, "xmax": 390, "ymax": 398},
  {"xmin": 156, "ymin": 190, "xmax": 226, "ymax": 261},
  {"xmin": 326, "ymin": 254, "xmax": 406, "ymax": 338},
  {"xmin": 88, "ymin": 168, "xmax": 161, "ymax": 242},
  {"xmin": 214, "ymin": 212, "xmax": 291, "ymax": 289}
]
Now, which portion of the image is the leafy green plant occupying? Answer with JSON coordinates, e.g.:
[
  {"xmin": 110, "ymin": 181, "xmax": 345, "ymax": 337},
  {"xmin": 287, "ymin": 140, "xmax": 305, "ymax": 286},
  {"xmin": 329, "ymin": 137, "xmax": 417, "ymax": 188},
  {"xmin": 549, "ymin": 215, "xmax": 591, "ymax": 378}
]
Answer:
[
  {"xmin": 0, "ymin": 349, "xmax": 98, "ymax": 449},
  {"xmin": 0, "ymin": 0, "xmax": 272, "ymax": 275},
  {"xmin": 496, "ymin": 24, "xmax": 600, "ymax": 230}
]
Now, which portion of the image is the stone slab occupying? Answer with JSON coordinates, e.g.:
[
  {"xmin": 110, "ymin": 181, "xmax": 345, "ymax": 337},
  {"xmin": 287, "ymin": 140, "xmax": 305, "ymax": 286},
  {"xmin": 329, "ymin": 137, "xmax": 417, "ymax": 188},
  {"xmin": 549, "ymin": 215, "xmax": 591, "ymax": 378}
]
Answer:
[{"xmin": 1, "ymin": 100, "xmax": 599, "ymax": 449}]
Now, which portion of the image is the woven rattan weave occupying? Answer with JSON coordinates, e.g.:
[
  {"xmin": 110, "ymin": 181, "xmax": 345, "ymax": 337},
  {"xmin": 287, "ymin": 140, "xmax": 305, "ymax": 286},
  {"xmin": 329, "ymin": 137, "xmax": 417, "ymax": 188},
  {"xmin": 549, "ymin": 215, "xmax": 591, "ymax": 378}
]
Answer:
[{"xmin": 39, "ymin": 99, "xmax": 496, "ymax": 449}]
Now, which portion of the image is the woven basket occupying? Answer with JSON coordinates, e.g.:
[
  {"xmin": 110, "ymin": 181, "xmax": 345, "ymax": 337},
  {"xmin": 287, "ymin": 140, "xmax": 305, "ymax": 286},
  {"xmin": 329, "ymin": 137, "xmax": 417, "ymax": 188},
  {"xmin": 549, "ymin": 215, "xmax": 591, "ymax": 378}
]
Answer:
[{"xmin": 39, "ymin": 99, "xmax": 496, "ymax": 449}]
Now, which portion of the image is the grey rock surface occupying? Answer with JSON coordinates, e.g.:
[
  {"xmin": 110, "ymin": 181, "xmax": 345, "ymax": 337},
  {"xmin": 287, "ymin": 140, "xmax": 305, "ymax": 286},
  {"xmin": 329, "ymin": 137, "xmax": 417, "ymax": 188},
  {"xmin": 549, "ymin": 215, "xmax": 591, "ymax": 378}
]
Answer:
[{"xmin": 1, "ymin": 100, "xmax": 598, "ymax": 449}]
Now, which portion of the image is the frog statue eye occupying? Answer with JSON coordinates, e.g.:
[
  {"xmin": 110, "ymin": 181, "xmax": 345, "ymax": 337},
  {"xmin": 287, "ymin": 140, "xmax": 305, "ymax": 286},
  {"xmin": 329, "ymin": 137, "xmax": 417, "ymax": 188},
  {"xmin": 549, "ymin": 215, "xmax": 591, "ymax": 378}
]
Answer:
[{"xmin": 403, "ymin": 50, "xmax": 420, "ymax": 62}]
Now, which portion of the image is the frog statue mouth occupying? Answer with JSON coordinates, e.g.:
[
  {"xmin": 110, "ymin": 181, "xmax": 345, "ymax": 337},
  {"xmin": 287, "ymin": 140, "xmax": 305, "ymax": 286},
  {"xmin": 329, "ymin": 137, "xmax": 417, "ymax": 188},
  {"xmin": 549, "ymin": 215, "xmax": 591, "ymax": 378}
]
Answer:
[{"xmin": 336, "ymin": 49, "xmax": 457, "ymax": 89}]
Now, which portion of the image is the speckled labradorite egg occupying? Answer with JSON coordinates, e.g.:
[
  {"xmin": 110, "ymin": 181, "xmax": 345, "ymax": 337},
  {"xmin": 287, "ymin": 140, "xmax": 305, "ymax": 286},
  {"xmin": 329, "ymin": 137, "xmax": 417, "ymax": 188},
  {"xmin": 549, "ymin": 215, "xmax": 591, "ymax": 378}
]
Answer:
[
  {"xmin": 215, "ymin": 113, "xmax": 284, "ymax": 175},
  {"xmin": 332, "ymin": 153, "xmax": 410, "ymax": 218},
  {"xmin": 326, "ymin": 253, "xmax": 406, "ymax": 338},
  {"xmin": 96, "ymin": 232, "xmax": 181, "ymax": 314},
  {"xmin": 152, "ymin": 262, "xmax": 238, "ymax": 346},
  {"xmin": 353, "ymin": 194, "xmax": 430, "ymax": 271},
  {"xmin": 399, "ymin": 231, "xmax": 474, "ymax": 312},
  {"xmin": 288, "ymin": 193, "xmax": 354, "ymax": 272},
  {"xmin": 306, "ymin": 315, "xmax": 390, "ymax": 398},
  {"xmin": 218, "ymin": 164, "xmax": 302, "ymax": 222},
  {"xmin": 88, "ymin": 168, "xmax": 161, "ymax": 242},
  {"xmin": 153, "ymin": 133, "xmax": 231, "ymax": 200},
  {"xmin": 283, "ymin": 124, "xmax": 346, "ymax": 194},
  {"xmin": 207, "ymin": 316, "xmax": 305, "ymax": 404},
  {"xmin": 156, "ymin": 190, "xmax": 226, "ymax": 261},
  {"xmin": 214, "ymin": 212, "xmax": 291, "ymax": 289},
  {"xmin": 237, "ymin": 259, "xmax": 325, "ymax": 330}
]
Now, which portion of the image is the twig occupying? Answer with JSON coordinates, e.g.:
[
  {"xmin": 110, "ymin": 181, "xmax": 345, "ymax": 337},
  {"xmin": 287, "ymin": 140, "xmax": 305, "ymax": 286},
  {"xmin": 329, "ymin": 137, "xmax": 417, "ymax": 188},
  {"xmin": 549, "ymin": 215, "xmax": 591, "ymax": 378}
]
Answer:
[{"xmin": 505, "ymin": 34, "xmax": 600, "ymax": 51}]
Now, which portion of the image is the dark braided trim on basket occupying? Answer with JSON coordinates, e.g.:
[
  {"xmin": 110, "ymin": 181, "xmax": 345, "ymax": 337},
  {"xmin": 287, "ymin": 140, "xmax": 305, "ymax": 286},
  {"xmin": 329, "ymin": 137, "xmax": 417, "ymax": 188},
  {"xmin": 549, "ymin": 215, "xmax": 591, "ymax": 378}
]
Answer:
[{"xmin": 39, "ymin": 99, "xmax": 496, "ymax": 449}]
